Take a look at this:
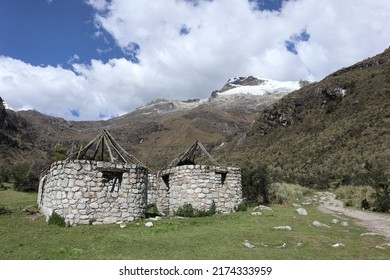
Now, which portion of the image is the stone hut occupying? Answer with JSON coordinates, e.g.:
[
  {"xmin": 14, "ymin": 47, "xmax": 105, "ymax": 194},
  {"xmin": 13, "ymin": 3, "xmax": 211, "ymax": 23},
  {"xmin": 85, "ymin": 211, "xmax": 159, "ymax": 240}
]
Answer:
[
  {"xmin": 38, "ymin": 129, "xmax": 148, "ymax": 225},
  {"xmin": 151, "ymin": 140, "xmax": 242, "ymax": 215}
]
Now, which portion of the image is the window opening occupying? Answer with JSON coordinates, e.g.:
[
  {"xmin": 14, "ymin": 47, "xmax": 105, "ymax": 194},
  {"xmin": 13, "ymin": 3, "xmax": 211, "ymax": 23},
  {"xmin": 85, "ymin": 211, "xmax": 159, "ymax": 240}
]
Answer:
[{"xmin": 102, "ymin": 171, "xmax": 123, "ymax": 192}]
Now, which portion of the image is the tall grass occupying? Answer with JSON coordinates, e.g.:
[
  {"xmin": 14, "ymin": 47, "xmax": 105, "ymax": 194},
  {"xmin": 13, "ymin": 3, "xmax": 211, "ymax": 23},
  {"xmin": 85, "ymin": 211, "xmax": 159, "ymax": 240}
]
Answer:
[
  {"xmin": 270, "ymin": 183, "xmax": 314, "ymax": 205},
  {"xmin": 335, "ymin": 185, "xmax": 375, "ymax": 208}
]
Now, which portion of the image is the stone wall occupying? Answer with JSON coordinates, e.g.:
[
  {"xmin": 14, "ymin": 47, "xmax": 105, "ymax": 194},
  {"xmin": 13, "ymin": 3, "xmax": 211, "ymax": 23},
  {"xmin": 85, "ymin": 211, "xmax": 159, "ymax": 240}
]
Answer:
[
  {"xmin": 38, "ymin": 160, "xmax": 148, "ymax": 225},
  {"xmin": 155, "ymin": 165, "xmax": 242, "ymax": 214}
]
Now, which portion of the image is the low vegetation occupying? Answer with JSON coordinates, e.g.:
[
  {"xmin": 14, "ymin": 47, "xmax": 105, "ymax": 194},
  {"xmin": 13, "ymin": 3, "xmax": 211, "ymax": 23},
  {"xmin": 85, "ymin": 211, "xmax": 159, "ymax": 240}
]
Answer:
[{"xmin": 1, "ymin": 188, "xmax": 389, "ymax": 260}]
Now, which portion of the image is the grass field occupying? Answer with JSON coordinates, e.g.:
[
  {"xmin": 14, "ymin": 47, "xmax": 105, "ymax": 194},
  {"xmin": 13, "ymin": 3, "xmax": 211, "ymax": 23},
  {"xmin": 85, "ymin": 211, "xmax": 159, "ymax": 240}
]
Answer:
[{"xmin": 0, "ymin": 188, "xmax": 389, "ymax": 260}]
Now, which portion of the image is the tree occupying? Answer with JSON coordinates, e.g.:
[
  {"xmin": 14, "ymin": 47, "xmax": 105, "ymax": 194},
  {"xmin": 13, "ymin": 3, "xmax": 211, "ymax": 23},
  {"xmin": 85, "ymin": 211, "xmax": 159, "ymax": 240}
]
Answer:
[
  {"xmin": 10, "ymin": 162, "xmax": 39, "ymax": 192},
  {"xmin": 241, "ymin": 164, "xmax": 270, "ymax": 205},
  {"xmin": 51, "ymin": 145, "xmax": 68, "ymax": 161}
]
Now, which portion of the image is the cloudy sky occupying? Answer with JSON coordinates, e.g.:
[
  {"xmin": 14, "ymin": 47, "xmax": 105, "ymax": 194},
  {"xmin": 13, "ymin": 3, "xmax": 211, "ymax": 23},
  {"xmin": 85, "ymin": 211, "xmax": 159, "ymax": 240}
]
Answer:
[{"xmin": 0, "ymin": 0, "xmax": 389, "ymax": 120}]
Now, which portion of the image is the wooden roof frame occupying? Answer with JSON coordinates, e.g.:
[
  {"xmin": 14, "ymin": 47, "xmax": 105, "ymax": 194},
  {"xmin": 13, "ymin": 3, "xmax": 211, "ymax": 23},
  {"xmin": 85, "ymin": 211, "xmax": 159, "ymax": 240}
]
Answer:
[
  {"xmin": 168, "ymin": 140, "xmax": 220, "ymax": 168},
  {"xmin": 69, "ymin": 129, "xmax": 146, "ymax": 167}
]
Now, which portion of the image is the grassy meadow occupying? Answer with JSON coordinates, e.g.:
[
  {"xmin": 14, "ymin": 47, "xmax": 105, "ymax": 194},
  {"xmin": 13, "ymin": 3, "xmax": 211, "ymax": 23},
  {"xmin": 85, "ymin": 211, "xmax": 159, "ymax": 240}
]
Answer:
[{"xmin": 0, "ymin": 187, "xmax": 389, "ymax": 260}]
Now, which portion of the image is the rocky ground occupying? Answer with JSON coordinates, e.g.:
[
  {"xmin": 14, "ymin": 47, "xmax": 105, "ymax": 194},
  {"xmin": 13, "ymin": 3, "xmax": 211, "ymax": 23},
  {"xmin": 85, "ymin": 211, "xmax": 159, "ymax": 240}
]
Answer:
[{"xmin": 316, "ymin": 192, "xmax": 390, "ymax": 241}]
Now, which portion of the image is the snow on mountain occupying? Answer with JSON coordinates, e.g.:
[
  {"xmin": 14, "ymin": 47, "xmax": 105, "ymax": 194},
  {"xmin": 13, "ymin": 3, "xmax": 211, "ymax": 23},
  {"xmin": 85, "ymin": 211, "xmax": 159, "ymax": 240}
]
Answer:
[{"xmin": 218, "ymin": 76, "xmax": 302, "ymax": 96}]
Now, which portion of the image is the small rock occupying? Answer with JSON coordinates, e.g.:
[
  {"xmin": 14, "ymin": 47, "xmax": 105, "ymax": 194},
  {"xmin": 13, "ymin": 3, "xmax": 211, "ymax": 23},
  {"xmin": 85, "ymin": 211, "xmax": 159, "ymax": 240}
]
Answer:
[
  {"xmin": 297, "ymin": 242, "xmax": 303, "ymax": 247},
  {"xmin": 243, "ymin": 240, "xmax": 255, "ymax": 248},
  {"xmin": 276, "ymin": 243, "xmax": 287, "ymax": 248},
  {"xmin": 250, "ymin": 212, "xmax": 262, "ymax": 216},
  {"xmin": 331, "ymin": 219, "xmax": 339, "ymax": 224},
  {"xmin": 254, "ymin": 205, "xmax": 272, "ymax": 211},
  {"xmin": 292, "ymin": 203, "xmax": 301, "ymax": 207},
  {"xmin": 296, "ymin": 208, "xmax": 308, "ymax": 216},
  {"xmin": 118, "ymin": 222, "xmax": 127, "ymax": 228},
  {"xmin": 376, "ymin": 245, "xmax": 386, "ymax": 250},
  {"xmin": 360, "ymin": 232, "xmax": 380, "ymax": 237},
  {"xmin": 302, "ymin": 200, "xmax": 312, "ymax": 205},
  {"xmin": 149, "ymin": 216, "xmax": 162, "ymax": 221},
  {"xmin": 145, "ymin": 222, "xmax": 154, "ymax": 228},
  {"xmin": 340, "ymin": 221, "xmax": 349, "ymax": 227},
  {"xmin": 381, "ymin": 242, "xmax": 390, "ymax": 247},
  {"xmin": 332, "ymin": 243, "xmax": 345, "ymax": 248},
  {"xmin": 312, "ymin": 221, "xmax": 330, "ymax": 228},
  {"xmin": 272, "ymin": 226, "xmax": 292, "ymax": 231}
]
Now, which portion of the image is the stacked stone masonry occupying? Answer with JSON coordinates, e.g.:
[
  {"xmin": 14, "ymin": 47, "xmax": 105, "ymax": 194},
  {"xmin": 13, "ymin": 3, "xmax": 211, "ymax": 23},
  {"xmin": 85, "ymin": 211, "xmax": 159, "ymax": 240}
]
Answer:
[
  {"xmin": 38, "ymin": 160, "xmax": 148, "ymax": 225},
  {"xmin": 153, "ymin": 165, "xmax": 242, "ymax": 214},
  {"xmin": 39, "ymin": 160, "xmax": 242, "ymax": 225}
]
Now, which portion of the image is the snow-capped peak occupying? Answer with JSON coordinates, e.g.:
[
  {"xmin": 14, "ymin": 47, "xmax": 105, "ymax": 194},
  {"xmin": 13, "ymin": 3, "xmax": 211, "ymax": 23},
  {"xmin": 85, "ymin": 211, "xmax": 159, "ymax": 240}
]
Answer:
[
  {"xmin": 1, "ymin": 98, "xmax": 15, "ymax": 111},
  {"xmin": 217, "ymin": 76, "xmax": 302, "ymax": 96}
]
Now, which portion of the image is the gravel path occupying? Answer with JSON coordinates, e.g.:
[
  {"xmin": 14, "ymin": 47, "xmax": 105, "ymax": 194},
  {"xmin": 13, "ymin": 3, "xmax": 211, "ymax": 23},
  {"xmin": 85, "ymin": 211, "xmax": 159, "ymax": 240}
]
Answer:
[{"xmin": 316, "ymin": 192, "xmax": 390, "ymax": 240}]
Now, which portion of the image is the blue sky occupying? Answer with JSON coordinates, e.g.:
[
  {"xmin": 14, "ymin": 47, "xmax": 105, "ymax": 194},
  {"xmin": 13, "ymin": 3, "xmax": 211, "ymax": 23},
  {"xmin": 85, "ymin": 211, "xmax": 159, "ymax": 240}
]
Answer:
[
  {"xmin": 0, "ymin": 0, "xmax": 132, "ymax": 67},
  {"xmin": 0, "ymin": 0, "xmax": 389, "ymax": 120}
]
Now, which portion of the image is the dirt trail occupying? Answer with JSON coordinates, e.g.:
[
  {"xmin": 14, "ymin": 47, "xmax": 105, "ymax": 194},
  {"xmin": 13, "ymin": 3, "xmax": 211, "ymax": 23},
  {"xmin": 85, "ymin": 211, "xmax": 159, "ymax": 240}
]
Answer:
[{"xmin": 316, "ymin": 192, "xmax": 390, "ymax": 240}]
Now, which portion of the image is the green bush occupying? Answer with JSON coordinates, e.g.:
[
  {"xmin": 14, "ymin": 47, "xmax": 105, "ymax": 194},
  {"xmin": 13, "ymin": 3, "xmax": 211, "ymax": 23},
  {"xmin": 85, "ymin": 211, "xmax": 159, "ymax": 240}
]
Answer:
[
  {"xmin": 234, "ymin": 201, "xmax": 248, "ymax": 212},
  {"xmin": 10, "ymin": 162, "xmax": 39, "ymax": 192},
  {"xmin": 241, "ymin": 164, "xmax": 270, "ymax": 205},
  {"xmin": 48, "ymin": 212, "xmax": 66, "ymax": 227},
  {"xmin": 0, "ymin": 204, "xmax": 11, "ymax": 215},
  {"xmin": 51, "ymin": 146, "xmax": 68, "ymax": 162},
  {"xmin": 174, "ymin": 201, "xmax": 216, "ymax": 218}
]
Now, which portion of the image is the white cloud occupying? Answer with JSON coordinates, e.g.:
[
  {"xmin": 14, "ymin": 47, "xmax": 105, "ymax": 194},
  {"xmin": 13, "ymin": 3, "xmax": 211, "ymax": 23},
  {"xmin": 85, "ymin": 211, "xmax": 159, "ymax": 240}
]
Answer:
[{"xmin": 1, "ymin": 0, "xmax": 390, "ymax": 120}]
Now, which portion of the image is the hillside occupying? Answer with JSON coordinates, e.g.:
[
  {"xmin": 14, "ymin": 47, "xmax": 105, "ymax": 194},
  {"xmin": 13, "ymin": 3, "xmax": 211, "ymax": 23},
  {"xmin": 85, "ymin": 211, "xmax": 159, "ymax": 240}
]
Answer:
[
  {"xmin": 0, "ymin": 76, "xmax": 299, "ymax": 171},
  {"xmin": 220, "ymin": 47, "xmax": 390, "ymax": 187}
]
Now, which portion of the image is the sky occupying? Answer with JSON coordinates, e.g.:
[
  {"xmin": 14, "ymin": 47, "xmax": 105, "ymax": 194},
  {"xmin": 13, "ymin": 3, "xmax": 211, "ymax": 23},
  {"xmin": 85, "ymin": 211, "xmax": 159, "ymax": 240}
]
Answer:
[{"xmin": 0, "ymin": 0, "xmax": 389, "ymax": 120}]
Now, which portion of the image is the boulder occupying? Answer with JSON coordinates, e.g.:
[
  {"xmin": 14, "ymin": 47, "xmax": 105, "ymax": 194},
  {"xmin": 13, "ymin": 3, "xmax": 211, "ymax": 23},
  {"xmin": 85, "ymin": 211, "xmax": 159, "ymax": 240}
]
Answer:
[
  {"xmin": 296, "ymin": 208, "xmax": 308, "ymax": 216},
  {"xmin": 312, "ymin": 221, "xmax": 330, "ymax": 228},
  {"xmin": 243, "ymin": 240, "xmax": 255, "ymax": 248},
  {"xmin": 272, "ymin": 226, "xmax": 292, "ymax": 231},
  {"xmin": 145, "ymin": 222, "xmax": 154, "ymax": 228}
]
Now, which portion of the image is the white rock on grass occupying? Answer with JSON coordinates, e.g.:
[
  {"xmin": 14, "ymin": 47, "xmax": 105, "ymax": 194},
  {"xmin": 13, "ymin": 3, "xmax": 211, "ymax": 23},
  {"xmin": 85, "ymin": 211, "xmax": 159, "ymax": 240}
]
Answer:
[
  {"xmin": 250, "ymin": 212, "xmax": 262, "ymax": 216},
  {"xmin": 312, "ymin": 221, "xmax": 330, "ymax": 228},
  {"xmin": 276, "ymin": 243, "xmax": 287, "ymax": 249},
  {"xmin": 331, "ymin": 219, "xmax": 339, "ymax": 224},
  {"xmin": 145, "ymin": 222, "xmax": 154, "ymax": 228},
  {"xmin": 341, "ymin": 221, "xmax": 349, "ymax": 227},
  {"xmin": 292, "ymin": 203, "xmax": 301, "ymax": 207},
  {"xmin": 296, "ymin": 208, "xmax": 308, "ymax": 216},
  {"xmin": 332, "ymin": 243, "xmax": 345, "ymax": 248},
  {"xmin": 360, "ymin": 232, "xmax": 380, "ymax": 237},
  {"xmin": 272, "ymin": 226, "xmax": 292, "ymax": 231},
  {"xmin": 254, "ymin": 205, "xmax": 272, "ymax": 211},
  {"xmin": 243, "ymin": 240, "xmax": 255, "ymax": 248},
  {"xmin": 149, "ymin": 216, "xmax": 162, "ymax": 221}
]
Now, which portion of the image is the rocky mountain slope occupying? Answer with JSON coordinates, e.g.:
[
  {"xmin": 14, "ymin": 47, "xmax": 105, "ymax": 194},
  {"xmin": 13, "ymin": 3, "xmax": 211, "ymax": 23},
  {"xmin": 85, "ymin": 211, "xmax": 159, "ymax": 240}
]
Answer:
[
  {"xmin": 0, "ymin": 76, "xmax": 300, "ymax": 171},
  {"xmin": 219, "ymin": 47, "xmax": 390, "ymax": 187}
]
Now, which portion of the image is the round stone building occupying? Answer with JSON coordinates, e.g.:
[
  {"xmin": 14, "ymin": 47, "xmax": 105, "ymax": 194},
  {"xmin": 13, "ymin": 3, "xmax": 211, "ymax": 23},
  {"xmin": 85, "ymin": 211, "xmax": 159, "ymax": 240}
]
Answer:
[{"xmin": 38, "ymin": 130, "xmax": 148, "ymax": 225}]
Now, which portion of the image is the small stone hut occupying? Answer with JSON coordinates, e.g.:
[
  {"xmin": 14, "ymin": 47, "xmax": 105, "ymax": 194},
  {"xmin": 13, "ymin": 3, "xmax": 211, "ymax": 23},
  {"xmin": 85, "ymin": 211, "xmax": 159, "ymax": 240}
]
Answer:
[
  {"xmin": 151, "ymin": 140, "xmax": 242, "ymax": 214},
  {"xmin": 38, "ymin": 129, "xmax": 148, "ymax": 225}
]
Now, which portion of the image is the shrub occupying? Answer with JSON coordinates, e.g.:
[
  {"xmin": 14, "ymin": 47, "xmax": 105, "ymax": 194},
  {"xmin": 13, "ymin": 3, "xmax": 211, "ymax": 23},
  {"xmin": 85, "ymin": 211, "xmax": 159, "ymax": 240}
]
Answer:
[
  {"xmin": 269, "ymin": 183, "xmax": 313, "ymax": 205},
  {"xmin": 234, "ymin": 201, "xmax": 248, "ymax": 212},
  {"xmin": 334, "ymin": 185, "xmax": 375, "ymax": 209},
  {"xmin": 0, "ymin": 205, "xmax": 11, "ymax": 215},
  {"xmin": 241, "ymin": 164, "xmax": 270, "ymax": 205},
  {"xmin": 51, "ymin": 146, "xmax": 68, "ymax": 161},
  {"xmin": 175, "ymin": 203, "xmax": 194, "ymax": 217},
  {"xmin": 48, "ymin": 212, "xmax": 66, "ymax": 227},
  {"xmin": 174, "ymin": 201, "xmax": 216, "ymax": 218},
  {"xmin": 359, "ymin": 163, "xmax": 390, "ymax": 213},
  {"xmin": 10, "ymin": 162, "xmax": 39, "ymax": 192}
]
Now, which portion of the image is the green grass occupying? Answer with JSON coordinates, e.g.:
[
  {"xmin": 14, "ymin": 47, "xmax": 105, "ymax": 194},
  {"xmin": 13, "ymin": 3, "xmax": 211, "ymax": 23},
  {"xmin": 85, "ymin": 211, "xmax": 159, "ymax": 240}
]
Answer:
[{"xmin": 0, "ymin": 189, "xmax": 389, "ymax": 260}]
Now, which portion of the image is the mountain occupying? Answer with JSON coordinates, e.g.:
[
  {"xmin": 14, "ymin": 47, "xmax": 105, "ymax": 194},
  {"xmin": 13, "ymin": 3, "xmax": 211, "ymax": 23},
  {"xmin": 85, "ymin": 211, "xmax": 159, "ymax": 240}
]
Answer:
[
  {"xmin": 0, "ymin": 76, "xmax": 301, "ymax": 171},
  {"xmin": 219, "ymin": 47, "xmax": 390, "ymax": 187},
  {"xmin": 3, "ymin": 45, "xmax": 389, "ymax": 189}
]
